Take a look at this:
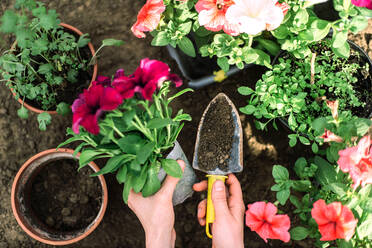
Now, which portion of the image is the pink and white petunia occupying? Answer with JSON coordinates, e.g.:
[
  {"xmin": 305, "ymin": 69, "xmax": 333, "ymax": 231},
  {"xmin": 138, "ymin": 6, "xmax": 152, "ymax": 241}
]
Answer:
[
  {"xmin": 195, "ymin": 0, "xmax": 240, "ymax": 36},
  {"xmin": 225, "ymin": 0, "xmax": 287, "ymax": 35}
]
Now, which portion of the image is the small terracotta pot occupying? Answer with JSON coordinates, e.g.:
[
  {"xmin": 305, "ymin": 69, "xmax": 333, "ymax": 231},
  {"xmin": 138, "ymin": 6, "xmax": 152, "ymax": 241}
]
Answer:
[
  {"xmin": 11, "ymin": 23, "xmax": 98, "ymax": 114},
  {"xmin": 11, "ymin": 148, "xmax": 108, "ymax": 246}
]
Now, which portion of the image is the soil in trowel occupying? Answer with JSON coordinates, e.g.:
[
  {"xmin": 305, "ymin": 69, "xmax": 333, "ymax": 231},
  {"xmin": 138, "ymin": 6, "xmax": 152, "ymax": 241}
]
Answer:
[
  {"xmin": 197, "ymin": 96, "xmax": 234, "ymax": 172},
  {"xmin": 30, "ymin": 159, "xmax": 101, "ymax": 232}
]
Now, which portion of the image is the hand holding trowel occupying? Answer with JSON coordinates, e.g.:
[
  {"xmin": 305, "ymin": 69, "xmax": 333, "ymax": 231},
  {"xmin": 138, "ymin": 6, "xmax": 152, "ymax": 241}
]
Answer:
[{"xmin": 192, "ymin": 93, "xmax": 243, "ymax": 238}]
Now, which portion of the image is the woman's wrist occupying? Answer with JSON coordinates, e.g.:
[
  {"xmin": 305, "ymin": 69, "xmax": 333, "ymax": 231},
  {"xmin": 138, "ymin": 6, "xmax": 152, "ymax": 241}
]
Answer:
[{"xmin": 145, "ymin": 228, "xmax": 174, "ymax": 248}]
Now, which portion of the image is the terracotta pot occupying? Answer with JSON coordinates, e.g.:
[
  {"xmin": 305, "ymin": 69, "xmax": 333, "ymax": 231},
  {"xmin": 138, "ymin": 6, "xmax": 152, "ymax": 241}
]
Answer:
[
  {"xmin": 11, "ymin": 148, "xmax": 108, "ymax": 246},
  {"xmin": 11, "ymin": 23, "xmax": 98, "ymax": 114}
]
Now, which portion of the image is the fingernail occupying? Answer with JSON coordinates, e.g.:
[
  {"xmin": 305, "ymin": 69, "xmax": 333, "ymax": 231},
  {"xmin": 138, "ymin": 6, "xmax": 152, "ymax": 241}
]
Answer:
[{"xmin": 214, "ymin": 180, "xmax": 224, "ymax": 192}]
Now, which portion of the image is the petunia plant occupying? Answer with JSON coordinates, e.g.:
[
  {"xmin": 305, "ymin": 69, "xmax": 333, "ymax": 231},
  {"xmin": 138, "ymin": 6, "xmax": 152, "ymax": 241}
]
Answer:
[
  {"xmin": 267, "ymin": 110, "xmax": 372, "ymax": 247},
  {"xmin": 59, "ymin": 59, "xmax": 193, "ymax": 203},
  {"xmin": 131, "ymin": 0, "xmax": 369, "ymax": 72}
]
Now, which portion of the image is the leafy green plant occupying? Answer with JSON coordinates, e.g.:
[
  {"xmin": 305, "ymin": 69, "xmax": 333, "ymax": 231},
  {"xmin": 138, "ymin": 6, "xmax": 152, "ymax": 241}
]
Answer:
[
  {"xmin": 274, "ymin": 0, "xmax": 369, "ymax": 59},
  {"xmin": 59, "ymin": 81, "xmax": 193, "ymax": 203},
  {"xmin": 238, "ymin": 40, "xmax": 371, "ymax": 147},
  {"xmin": 270, "ymin": 115, "xmax": 372, "ymax": 247},
  {"xmin": 0, "ymin": 0, "xmax": 123, "ymax": 130}
]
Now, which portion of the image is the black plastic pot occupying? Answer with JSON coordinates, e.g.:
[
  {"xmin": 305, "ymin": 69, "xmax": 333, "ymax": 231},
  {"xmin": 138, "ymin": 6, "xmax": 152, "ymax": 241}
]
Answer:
[
  {"xmin": 273, "ymin": 40, "xmax": 372, "ymax": 132},
  {"xmin": 313, "ymin": 0, "xmax": 340, "ymax": 21},
  {"xmin": 167, "ymin": 43, "xmax": 253, "ymax": 89}
]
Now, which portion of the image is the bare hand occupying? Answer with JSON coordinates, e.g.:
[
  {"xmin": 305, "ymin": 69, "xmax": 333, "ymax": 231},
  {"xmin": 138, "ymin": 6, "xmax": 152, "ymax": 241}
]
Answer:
[
  {"xmin": 128, "ymin": 160, "xmax": 185, "ymax": 248},
  {"xmin": 193, "ymin": 174, "xmax": 245, "ymax": 248}
]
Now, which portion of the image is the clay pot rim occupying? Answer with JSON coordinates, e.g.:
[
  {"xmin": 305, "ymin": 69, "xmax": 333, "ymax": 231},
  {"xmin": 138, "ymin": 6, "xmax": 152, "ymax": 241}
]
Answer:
[
  {"xmin": 11, "ymin": 22, "xmax": 98, "ymax": 115},
  {"xmin": 11, "ymin": 148, "xmax": 108, "ymax": 246}
]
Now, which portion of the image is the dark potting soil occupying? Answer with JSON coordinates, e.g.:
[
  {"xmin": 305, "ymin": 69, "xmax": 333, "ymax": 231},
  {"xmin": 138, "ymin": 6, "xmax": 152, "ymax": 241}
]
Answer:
[
  {"xmin": 197, "ymin": 96, "xmax": 234, "ymax": 172},
  {"xmin": 18, "ymin": 27, "xmax": 93, "ymax": 111},
  {"xmin": 30, "ymin": 159, "xmax": 101, "ymax": 232}
]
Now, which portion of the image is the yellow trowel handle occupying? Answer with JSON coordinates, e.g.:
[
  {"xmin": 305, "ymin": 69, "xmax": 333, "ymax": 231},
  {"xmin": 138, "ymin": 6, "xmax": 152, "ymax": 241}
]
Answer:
[{"xmin": 205, "ymin": 175, "xmax": 228, "ymax": 239}]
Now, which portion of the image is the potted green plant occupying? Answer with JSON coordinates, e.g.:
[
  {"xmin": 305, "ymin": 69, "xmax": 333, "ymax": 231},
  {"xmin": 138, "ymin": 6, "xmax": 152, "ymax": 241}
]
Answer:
[
  {"xmin": 11, "ymin": 148, "xmax": 108, "ymax": 245},
  {"xmin": 238, "ymin": 39, "xmax": 371, "ymax": 151},
  {"xmin": 0, "ymin": 0, "xmax": 123, "ymax": 130},
  {"xmin": 264, "ymin": 111, "xmax": 372, "ymax": 247},
  {"xmin": 59, "ymin": 58, "xmax": 197, "ymax": 204}
]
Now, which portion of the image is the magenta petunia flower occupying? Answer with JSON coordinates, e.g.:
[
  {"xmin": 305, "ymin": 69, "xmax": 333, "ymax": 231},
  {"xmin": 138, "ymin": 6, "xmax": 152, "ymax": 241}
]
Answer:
[
  {"xmin": 112, "ymin": 58, "xmax": 182, "ymax": 101},
  {"xmin": 351, "ymin": 0, "xmax": 372, "ymax": 9},
  {"xmin": 72, "ymin": 84, "xmax": 123, "ymax": 135}
]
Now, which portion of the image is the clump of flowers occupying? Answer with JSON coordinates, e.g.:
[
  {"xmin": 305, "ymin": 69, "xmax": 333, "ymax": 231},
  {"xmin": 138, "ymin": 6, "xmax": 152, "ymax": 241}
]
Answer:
[
  {"xmin": 131, "ymin": 0, "xmax": 369, "ymax": 72},
  {"xmin": 267, "ymin": 102, "xmax": 372, "ymax": 246},
  {"xmin": 60, "ymin": 59, "xmax": 193, "ymax": 203}
]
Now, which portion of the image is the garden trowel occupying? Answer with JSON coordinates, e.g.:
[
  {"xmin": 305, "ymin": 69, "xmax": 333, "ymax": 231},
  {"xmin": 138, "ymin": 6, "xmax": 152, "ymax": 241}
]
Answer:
[{"xmin": 192, "ymin": 93, "xmax": 243, "ymax": 239}]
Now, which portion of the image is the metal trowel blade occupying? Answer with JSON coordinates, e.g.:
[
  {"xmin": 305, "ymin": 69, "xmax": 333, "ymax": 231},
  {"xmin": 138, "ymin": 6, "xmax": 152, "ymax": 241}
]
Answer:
[{"xmin": 192, "ymin": 93, "xmax": 243, "ymax": 175}]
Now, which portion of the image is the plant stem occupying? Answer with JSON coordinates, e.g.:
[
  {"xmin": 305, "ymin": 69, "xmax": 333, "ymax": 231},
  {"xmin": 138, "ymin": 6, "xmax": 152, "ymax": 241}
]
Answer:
[
  {"xmin": 248, "ymin": 35, "xmax": 253, "ymax": 48},
  {"xmin": 310, "ymin": 52, "xmax": 317, "ymax": 85},
  {"xmin": 113, "ymin": 126, "xmax": 124, "ymax": 138}
]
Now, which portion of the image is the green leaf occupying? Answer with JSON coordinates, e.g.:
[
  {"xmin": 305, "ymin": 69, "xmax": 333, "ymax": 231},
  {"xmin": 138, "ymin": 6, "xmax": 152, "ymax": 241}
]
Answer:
[
  {"xmin": 0, "ymin": 10, "xmax": 18, "ymax": 33},
  {"xmin": 332, "ymin": 41, "xmax": 350, "ymax": 58},
  {"xmin": 38, "ymin": 63, "xmax": 54, "ymax": 74},
  {"xmin": 102, "ymin": 39, "xmax": 125, "ymax": 47},
  {"xmin": 294, "ymin": 157, "xmax": 307, "ymax": 178},
  {"xmin": 116, "ymin": 165, "xmax": 128, "ymax": 184},
  {"xmin": 272, "ymin": 165, "xmax": 289, "ymax": 181},
  {"xmin": 56, "ymin": 102, "xmax": 71, "ymax": 116},
  {"xmin": 17, "ymin": 106, "xmax": 29, "ymax": 119},
  {"xmin": 118, "ymin": 134, "xmax": 145, "ymax": 154},
  {"xmin": 333, "ymin": 31, "xmax": 348, "ymax": 48},
  {"xmin": 38, "ymin": 9, "xmax": 60, "ymax": 31},
  {"xmin": 277, "ymin": 189, "xmax": 290, "ymax": 205},
  {"xmin": 142, "ymin": 167, "xmax": 161, "ymax": 197},
  {"xmin": 310, "ymin": 19, "xmax": 331, "ymax": 41},
  {"xmin": 123, "ymin": 174, "xmax": 133, "ymax": 204},
  {"xmin": 147, "ymin": 118, "xmax": 173, "ymax": 129},
  {"xmin": 292, "ymin": 180, "xmax": 311, "ymax": 192},
  {"xmin": 350, "ymin": 16, "xmax": 368, "ymax": 33},
  {"xmin": 239, "ymin": 105, "xmax": 256, "ymax": 115},
  {"xmin": 178, "ymin": 21, "xmax": 192, "ymax": 34},
  {"xmin": 78, "ymin": 150, "xmax": 104, "ymax": 169},
  {"xmin": 312, "ymin": 143, "xmax": 319, "ymax": 153},
  {"xmin": 299, "ymin": 136, "xmax": 310, "ymax": 145},
  {"xmin": 357, "ymin": 213, "xmax": 372, "ymax": 239},
  {"xmin": 289, "ymin": 134, "xmax": 297, "ymax": 147},
  {"xmin": 151, "ymin": 32, "xmax": 169, "ymax": 46},
  {"xmin": 67, "ymin": 69, "xmax": 78, "ymax": 83},
  {"xmin": 133, "ymin": 164, "xmax": 149, "ymax": 193},
  {"xmin": 136, "ymin": 142, "xmax": 155, "ymax": 164},
  {"xmin": 324, "ymin": 183, "xmax": 347, "ymax": 197},
  {"xmin": 91, "ymin": 154, "xmax": 128, "ymax": 176},
  {"xmin": 178, "ymin": 36, "xmax": 196, "ymax": 57},
  {"xmin": 37, "ymin": 112, "xmax": 51, "ymax": 131},
  {"xmin": 217, "ymin": 57, "xmax": 229, "ymax": 72},
  {"xmin": 338, "ymin": 240, "xmax": 353, "ymax": 248},
  {"xmin": 161, "ymin": 159, "xmax": 182, "ymax": 178},
  {"xmin": 256, "ymin": 38, "xmax": 280, "ymax": 56},
  {"xmin": 290, "ymin": 227, "xmax": 309, "ymax": 240},
  {"xmin": 77, "ymin": 33, "xmax": 90, "ymax": 48},
  {"xmin": 314, "ymin": 156, "xmax": 337, "ymax": 186},
  {"xmin": 238, "ymin": 87, "xmax": 254, "ymax": 96},
  {"xmin": 173, "ymin": 113, "xmax": 192, "ymax": 122},
  {"xmin": 288, "ymin": 113, "xmax": 297, "ymax": 129}
]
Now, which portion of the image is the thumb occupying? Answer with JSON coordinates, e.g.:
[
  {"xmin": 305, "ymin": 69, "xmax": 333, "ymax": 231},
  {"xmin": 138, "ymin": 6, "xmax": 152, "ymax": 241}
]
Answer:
[
  {"xmin": 159, "ymin": 160, "xmax": 185, "ymax": 197},
  {"xmin": 212, "ymin": 180, "xmax": 229, "ymax": 218}
]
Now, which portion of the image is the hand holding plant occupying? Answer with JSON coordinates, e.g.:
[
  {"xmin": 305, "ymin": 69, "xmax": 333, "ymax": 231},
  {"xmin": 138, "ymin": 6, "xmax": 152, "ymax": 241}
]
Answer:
[
  {"xmin": 60, "ymin": 58, "xmax": 193, "ymax": 203},
  {"xmin": 128, "ymin": 160, "xmax": 185, "ymax": 248}
]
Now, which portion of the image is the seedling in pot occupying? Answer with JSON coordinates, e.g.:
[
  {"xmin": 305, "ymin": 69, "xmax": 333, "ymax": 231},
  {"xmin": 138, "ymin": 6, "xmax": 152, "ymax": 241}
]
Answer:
[
  {"xmin": 193, "ymin": 93, "xmax": 243, "ymax": 238},
  {"xmin": 0, "ymin": 0, "xmax": 123, "ymax": 130}
]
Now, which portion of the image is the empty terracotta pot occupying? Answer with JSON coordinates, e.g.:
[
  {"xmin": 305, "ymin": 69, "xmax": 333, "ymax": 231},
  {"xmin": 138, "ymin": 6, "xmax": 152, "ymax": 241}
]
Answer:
[{"xmin": 11, "ymin": 148, "xmax": 108, "ymax": 245}]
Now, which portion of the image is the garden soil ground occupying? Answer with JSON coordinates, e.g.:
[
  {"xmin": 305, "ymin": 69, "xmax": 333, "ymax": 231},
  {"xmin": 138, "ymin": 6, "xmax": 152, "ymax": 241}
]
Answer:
[{"xmin": 0, "ymin": 1, "xmax": 371, "ymax": 247}]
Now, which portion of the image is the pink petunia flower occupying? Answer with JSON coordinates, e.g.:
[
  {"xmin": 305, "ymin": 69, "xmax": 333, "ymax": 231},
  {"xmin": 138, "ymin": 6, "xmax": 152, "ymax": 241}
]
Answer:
[
  {"xmin": 311, "ymin": 199, "xmax": 358, "ymax": 241},
  {"xmin": 351, "ymin": 0, "xmax": 372, "ymax": 9},
  {"xmin": 337, "ymin": 135, "xmax": 372, "ymax": 189},
  {"xmin": 320, "ymin": 129, "xmax": 344, "ymax": 143},
  {"xmin": 245, "ymin": 201, "xmax": 291, "ymax": 243},
  {"xmin": 131, "ymin": 0, "xmax": 166, "ymax": 38},
  {"xmin": 195, "ymin": 0, "xmax": 240, "ymax": 36},
  {"xmin": 112, "ymin": 58, "xmax": 182, "ymax": 101},
  {"xmin": 72, "ymin": 84, "xmax": 123, "ymax": 135}
]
